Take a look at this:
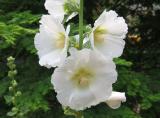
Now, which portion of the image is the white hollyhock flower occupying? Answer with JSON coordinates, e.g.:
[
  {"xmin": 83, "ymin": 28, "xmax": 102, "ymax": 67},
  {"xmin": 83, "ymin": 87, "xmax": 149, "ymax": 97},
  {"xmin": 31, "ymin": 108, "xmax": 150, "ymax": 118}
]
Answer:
[
  {"xmin": 91, "ymin": 10, "xmax": 128, "ymax": 59},
  {"xmin": 45, "ymin": 0, "xmax": 80, "ymax": 22},
  {"xmin": 34, "ymin": 15, "xmax": 69, "ymax": 68},
  {"xmin": 51, "ymin": 48, "xmax": 117, "ymax": 110},
  {"xmin": 106, "ymin": 91, "xmax": 126, "ymax": 109}
]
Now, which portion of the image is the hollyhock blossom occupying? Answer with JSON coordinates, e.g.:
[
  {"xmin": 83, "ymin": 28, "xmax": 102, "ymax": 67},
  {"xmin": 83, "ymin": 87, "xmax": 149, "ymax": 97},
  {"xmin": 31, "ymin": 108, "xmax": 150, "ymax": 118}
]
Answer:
[
  {"xmin": 51, "ymin": 48, "xmax": 117, "ymax": 110},
  {"xmin": 34, "ymin": 15, "xmax": 69, "ymax": 68},
  {"xmin": 91, "ymin": 10, "xmax": 128, "ymax": 59},
  {"xmin": 45, "ymin": 0, "xmax": 80, "ymax": 22},
  {"xmin": 106, "ymin": 91, "xmax": 126, "ymax": 109}
]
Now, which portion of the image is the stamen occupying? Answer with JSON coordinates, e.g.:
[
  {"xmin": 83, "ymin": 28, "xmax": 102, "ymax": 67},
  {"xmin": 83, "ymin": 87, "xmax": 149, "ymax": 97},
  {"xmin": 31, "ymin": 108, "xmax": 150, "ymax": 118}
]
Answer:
[
  {"xmin": 94, "ymin": 26, "xmax": 107, "ymax": 46},
  {"xmin": 56, "ymin": 32, "xmax": 65, "ymax": 49},
  {"xmin": 71, "ymin": 67, "xmax": 94, "ymax": 88}
]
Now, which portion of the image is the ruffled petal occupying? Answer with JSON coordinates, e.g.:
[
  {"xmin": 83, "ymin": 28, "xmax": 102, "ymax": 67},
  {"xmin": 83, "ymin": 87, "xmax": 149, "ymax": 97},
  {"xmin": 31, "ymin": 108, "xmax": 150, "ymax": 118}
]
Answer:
[
  {"xmin": 34, "ymin": 29, "xmax": 56, "ymax": 58},
  {"xmin": 69, "ymin": 89, "xmax": 96, "ymax": 110},
  {"xmin": 92, "ymin": 10, "xmax": 128, "ymax": 58},
  {"xmin": 45, "ymin": 0, "xmax": 65, "ymax": 22},
  {"xmin": 34, "ymin": 15, "xmax": 68, "ymax": 68},
  {"xmin": 52, "ymin": 68, "xmax": 74, "ymax": 106},
  {"xmin": 39, "ymin": 50, "xmax": 66, "ymax": 68},
  {"xmin": 95, "ymin": 35, "xmax": 125, "ymax": 58},
  {"xmin": 94, "ymin": 10, "xmax": 118, "ymax": 28},
  {"xmin": 40, "ymin": 15, "xmax": 65, "ymax": 33}
]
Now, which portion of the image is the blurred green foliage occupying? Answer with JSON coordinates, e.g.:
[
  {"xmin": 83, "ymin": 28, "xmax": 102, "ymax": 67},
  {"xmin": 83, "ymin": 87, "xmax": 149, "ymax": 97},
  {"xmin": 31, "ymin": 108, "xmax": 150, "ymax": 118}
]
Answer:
[{"xmin": 0, "ymin": 0, "xmax": 160, "ymax": 118}]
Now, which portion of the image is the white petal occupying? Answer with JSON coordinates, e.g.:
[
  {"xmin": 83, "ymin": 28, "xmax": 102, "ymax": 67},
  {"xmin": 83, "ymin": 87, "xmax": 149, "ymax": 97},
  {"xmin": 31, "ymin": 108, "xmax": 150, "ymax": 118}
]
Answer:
[
  {"xmin": 89, "ymin": 82, "xmax": 112, "ymax": 104},
  {"xmin": 66, "ymin": 12, "xmax": 78, "ymax": 22},
  {"xmin": 94, "ymin": 35, "xmax": 125, "ymax": 58},
  {"xmin": 94, "ymin": 10, "xmax": 128, "ymax": 37},
  {"xmin": 94, "ymin": 10, "xmax": 118, "ymax": 28},
  {"xmin": 66, "ymin": 25, "xmax": 71, "ymax": 36},
  {"xmin": 45, "ymin": 0, "xmax": 65, "ymax": 22},
  {"xmin": 88, "ymin": 51, "xmax": 117, "ymax": 101},
  {"xmin": 92, "ymin": 10, "xmax": 128, "ymax": 58},
  {"xmin": 69, "ymin": 89, "xmax": 96, "ymax": 110},
  {"xmin": 39, "ymin": 50, "xmax": 66, "ymax": 68},
  {"xmin": 34, "ymin": 15, "xmax": 68, "ymax": 68},
  {"xmin": 52, "ymin": 70, "xmax": 74, "ymax": 106},
  {"xmin": 69, "ymin": 48, "xmax": 90, "ymax": 66},
  {"xmin": 106, "ymin": 92, "xmax": 126, "ymax": 109},
  {"xmin": 104, "ymin": 17, "xmax": 128, "ymax": 37},
  {"xmin": 40, "ymin": 15, "xmax": 65, "ymax": 33},
  {"xmin": 34, "ymin": 29, "xmax": 55, "ymax": 58}
]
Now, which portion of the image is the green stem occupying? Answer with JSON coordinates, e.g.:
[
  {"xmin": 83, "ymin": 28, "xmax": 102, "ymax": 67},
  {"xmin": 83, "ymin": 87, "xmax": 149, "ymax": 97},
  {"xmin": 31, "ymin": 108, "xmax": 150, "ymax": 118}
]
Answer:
[
  {"xmin": 79, "ymin": 0, "xmax": 84, "ymax": 49},
  {"xmin": 75, "ymin": 111, "xmax": 84, "ymax": 118}
]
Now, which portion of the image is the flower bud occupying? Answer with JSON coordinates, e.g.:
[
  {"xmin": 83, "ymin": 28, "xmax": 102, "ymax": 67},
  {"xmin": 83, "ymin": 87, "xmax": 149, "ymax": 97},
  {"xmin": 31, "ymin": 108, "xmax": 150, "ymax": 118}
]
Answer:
[
  {"xmin": 12, "ymin": 107, "xmax": 18, "ymax": 112},
  {"xmin": 18, "ymin": 112, "xmax": 24, "ymax": 117},
  {"xmin": 8, "ymin": 71, "xmax": 14, "ymax": 78},
  {"xmin": 7, "ymin": 56, "xmax": 15, "ymax": 62},
  {"xmin": 11, "ymin": 97, "xmax": 15, "ymax": 103},
  {"xmin": 13, "ymin": 70, "xmax": 18, "ymax": 75},
  {"xmin": 15, "ymin": 91, "xmax": 22, "ymax": 97},
  {"xmin": 12, "ymin": 80, "xmax": 18, "ymax": 87},
  {"xmin": 9, "ymin": 87, "xmax": 13, "ymax": 92}
]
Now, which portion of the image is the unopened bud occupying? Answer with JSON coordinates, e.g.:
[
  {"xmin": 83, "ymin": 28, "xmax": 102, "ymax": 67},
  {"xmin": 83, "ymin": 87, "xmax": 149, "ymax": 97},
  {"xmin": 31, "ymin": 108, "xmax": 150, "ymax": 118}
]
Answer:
[
  {"xmin": 18, "ymin": 112, "xmax": 24, "ymax": 116},
  {"xmin": 11, "ymin": 97, "xmax": 15, "ymax": 103},
  {"xmin": 9, "ymin": 87, "xmax": 13, "ymax": 91},
  {"xmin": 15, "ymin": 91, "xmax": 22, "ymax": 97},
  {"xmin": 13, "ymin": 70, "xmax": 18, "ymax": 75},
  {"xmin": 12, "ymin": 107, "xmax": 18, "ymax": 112},
  {"xmin": 8, "ymin": 71, "xmax": 14, "ymax": 78},
  {"xmin": 7, "ymin": 57, "xmax": 15, "ymax": 62},
  {"xmin": 12, "ymin": 80, "xmax": 18, "ymax": 87}
]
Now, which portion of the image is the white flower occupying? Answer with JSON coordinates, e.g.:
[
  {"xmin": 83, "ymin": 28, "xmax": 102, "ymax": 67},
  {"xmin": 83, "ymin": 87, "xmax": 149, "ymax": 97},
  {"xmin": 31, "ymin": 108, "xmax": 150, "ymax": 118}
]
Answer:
[
  {"xmin": 34, "ymin": 15, "xmax": 69, "ymax": 68},
  {"xmin": 51, "ymin": 48, "xmax": 117, "ymax": 110},
  {"xmin": 105, "ymin": 91, "xmax": 126, "ymax": 109},
  {"xmin": 91, "ymin": 10, "xmax": 128, "ymax": 59},
  {"xmin": 45, "ymin": 0, "xmax": 79, "ymax": 22}
]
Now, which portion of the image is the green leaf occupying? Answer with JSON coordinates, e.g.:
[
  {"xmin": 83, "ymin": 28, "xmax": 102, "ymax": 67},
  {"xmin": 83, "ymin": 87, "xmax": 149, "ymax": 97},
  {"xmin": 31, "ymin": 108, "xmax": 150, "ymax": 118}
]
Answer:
[
  {"xmin": 114, "ymin": 58, "xmax": 133, "ymax": 67},
  {"xmin": 7, "ymin": 111, "xmax": 17, "ymax": 117},
  {"xmin": 63, "ymin": 107, "xmax": 84, "ymax": 118},
  {"xmin": 4, "ymin": 95, "xmax": 12, "ymax": 104}
]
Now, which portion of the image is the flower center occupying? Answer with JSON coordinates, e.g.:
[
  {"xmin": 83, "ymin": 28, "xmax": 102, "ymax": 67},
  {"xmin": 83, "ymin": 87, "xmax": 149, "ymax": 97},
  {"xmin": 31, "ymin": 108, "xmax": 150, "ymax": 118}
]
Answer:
[
  {"xmin": 94, "ymin": 26, "xmax": 107, "ymax": 46},
  {"xmin": 71, "ymin": 67, "xmax": 94, "ymax": 89},
  {"xmin": 55, "ymin": 32, "xmax": 65, "ymax": 49}
]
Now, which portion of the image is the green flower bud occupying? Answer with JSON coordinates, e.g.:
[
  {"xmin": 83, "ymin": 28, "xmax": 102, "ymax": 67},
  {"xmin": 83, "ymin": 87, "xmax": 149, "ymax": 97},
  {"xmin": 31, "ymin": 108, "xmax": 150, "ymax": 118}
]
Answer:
[
  {"xmin": 11, "ymin": 97, "xmax": 15, "ymax": 103},
  {"xmin": 12, "ymin": 80, "xmax": 18, "ymax": 87},
  {"xmin": 10, "ymin": 64, "xmax": 16, "ymax": 70},
  {"xmin": 9, "ymin": 87, "xmax": 13, "ymax": 91},
  {"xmin": 13, "ymin": 70, "xmax": 18, "ymax": 75},
  {"xmin": 15, "ymin": 91, "xmax": 22, "ymax": 97},
  {"xmin": 7, "ymin": 56, "xmax": 15, "ymax": 62},
  {"xmin": 8, "ymin": 71, "xmax": 14, "ymax": 78},
  {"xmin": 8, "ymin": 70, "xmax": 17, "ymax": 78},
  {"xmin": 7, "ymin": 57, "xmax": 16, "ymax": 70},
  {"xmin": 18, "ymin": 112, "xmax": 24, "ymax": 117},
  {"xmin": 12, "ymin": 107, "xmax": 18, "ymax": 112}
]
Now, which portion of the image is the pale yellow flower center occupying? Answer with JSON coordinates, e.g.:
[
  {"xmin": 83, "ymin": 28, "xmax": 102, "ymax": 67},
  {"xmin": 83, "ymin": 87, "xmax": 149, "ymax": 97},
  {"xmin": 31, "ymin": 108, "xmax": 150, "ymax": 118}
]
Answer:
[
  {"xmin": 94, "ymin": 26, "xmax": 107, "ymax": 46},
  {"xmin": 55, "ymin": 32, "xmax": 65, "ymax": 49},
  {"xmin": 71, "ymin": 67, "xmax": 94, "ymax": 89}
]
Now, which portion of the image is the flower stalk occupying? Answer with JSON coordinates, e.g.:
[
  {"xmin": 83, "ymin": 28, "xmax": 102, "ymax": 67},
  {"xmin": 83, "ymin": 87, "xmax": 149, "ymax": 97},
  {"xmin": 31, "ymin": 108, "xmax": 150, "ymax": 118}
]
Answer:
[{"xmin": 79, "ymin": 0, "xmax": 84, "ymax": 49}]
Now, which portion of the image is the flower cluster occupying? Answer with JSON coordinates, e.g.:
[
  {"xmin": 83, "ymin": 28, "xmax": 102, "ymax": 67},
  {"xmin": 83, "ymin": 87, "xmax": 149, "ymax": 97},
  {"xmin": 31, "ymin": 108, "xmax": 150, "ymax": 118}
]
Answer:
[{"xmin": 34, "ymin": 0, "xmax": 128, "ymax": 111}]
